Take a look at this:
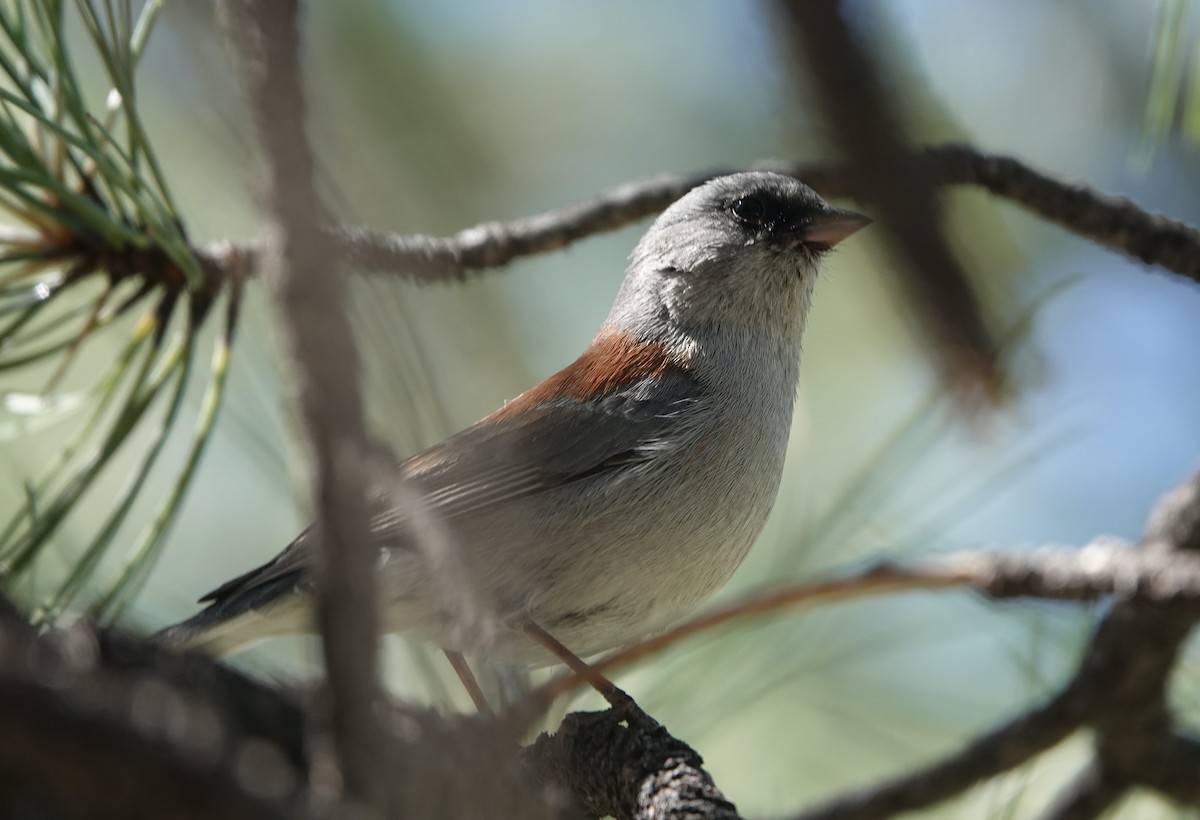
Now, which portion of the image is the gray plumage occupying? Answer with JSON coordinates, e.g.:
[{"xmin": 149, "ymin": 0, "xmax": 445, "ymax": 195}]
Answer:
[{"xmin": 155, "ymin": 172, "xmax": 868, "ymax": 662}]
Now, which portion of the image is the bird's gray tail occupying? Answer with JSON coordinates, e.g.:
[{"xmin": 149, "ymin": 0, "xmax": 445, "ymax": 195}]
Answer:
[
  {"xmin": 151, "ymin": 575, "xmax": 309, "ymax": 658},
  {"xmin": 152, "ymin": 609, "xmax": 281, "ymax": 657}
]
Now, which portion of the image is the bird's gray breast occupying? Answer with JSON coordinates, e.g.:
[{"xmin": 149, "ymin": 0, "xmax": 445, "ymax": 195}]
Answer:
[
  {"xmin": 512, "ymin": 333, "xmax": 800, "ymax": 656},
  {"xmin": 382, "ymin": 330, "xmax": 802, "ymax": 662}
]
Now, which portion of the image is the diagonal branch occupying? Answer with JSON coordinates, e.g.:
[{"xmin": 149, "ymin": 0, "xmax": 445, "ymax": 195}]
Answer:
[
  {"xmin": 774, "ymin": 0, "xmax": 1003, "ymax": 408},
  {"xmin": 518, "ymin": 474, "xmax": 1200, "ymax": 819},
  {"xmin": 792, "ymin": 685, "xmax": 1092, "ymax": 820}
]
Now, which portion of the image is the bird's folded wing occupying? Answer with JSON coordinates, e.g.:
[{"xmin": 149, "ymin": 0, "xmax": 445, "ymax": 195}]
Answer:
[{"xmin": 197, "ymin": 372, "xmax": 708, "ymax": 608}]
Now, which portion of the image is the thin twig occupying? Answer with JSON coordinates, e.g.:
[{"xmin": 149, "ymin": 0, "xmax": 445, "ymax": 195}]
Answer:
[
  {"xmin": 220, "ymin": 0, "xmax": 389, "ymax": 809},
  {"xmin": 201, "ymin": 145, "xmax": 1200, "ymax": 291},
  {"xmin": 527, "ymin": 539, "xmax": 1200, "ymax": 707}
]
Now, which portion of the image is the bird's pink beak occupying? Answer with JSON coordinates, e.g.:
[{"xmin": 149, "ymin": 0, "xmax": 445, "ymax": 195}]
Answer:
[{"xmin": 797, "ymin": 208, "xmax": 872, "ymax": 248}]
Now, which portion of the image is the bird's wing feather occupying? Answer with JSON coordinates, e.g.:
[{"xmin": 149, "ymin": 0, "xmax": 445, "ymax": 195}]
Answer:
[{"xmin": 195, "ymin": 371, "xmax": 707, "ymax": 612}]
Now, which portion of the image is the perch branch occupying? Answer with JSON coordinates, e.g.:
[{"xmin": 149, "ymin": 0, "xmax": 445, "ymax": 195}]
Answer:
[{"xmin": 523, "ymin": 710, "xmax": 743, "ymax": 820}]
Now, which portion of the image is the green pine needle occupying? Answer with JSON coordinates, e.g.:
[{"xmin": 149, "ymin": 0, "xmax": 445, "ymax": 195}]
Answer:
[{"xmin": 0, "ymin": 0, "xmax": 239, "ymax": 622}]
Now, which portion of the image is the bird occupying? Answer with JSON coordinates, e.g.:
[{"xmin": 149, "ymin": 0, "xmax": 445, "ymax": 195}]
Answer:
[{"xmin": 156, "ymin": 172, "xmax": 869, "ymax": 684}]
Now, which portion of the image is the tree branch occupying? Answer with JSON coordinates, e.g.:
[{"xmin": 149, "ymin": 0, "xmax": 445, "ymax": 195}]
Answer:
[
  {"xmin": 220, "ymin": 0, "xmax": 389, "ymax": 808},
  {"xmin": 529, "ymin": 538, "xmax": 1200, "ymax": 709},
  {"xmin": 788, "ymin": 470, "xmax": 1200, "ymax": 819},
  {"xmin": 1070, "ymin": 473, "xmax": 1200, "ymax": 810},
  {"xmin": 201, "ymin": 146, "xmax": 1200, "ymax": 292},
  {"xmin": 0, "ymin": 603, "xmax": 303, "ymax": 819},
  {"xmin": 792, "ymin": 685, "xmax": 1090, "ymax": 820},
  {"xmin": 927, "ymin": 146, "xmax": 1200, "ymax": 285},
  {"xmin": 522, "ymin": 710, "xmax": 742, "ymax": 820}
]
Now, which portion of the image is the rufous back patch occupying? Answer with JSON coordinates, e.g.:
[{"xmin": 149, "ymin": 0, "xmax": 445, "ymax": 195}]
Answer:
[{"xmin": 490, "ymin": 328, "xmax": 690, "ymax": 419}]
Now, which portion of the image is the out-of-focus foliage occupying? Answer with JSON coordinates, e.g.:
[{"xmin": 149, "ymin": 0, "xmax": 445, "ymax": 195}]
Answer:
[{"xmin": 1139, "ymin": 0, "xmax": 1200, "ymax": 165}]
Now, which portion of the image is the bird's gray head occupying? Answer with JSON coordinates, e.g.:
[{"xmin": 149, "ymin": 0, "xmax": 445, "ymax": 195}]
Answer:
[{"xmin": 608, "ymin": 172, "xmax": 868, "ymax": 344}]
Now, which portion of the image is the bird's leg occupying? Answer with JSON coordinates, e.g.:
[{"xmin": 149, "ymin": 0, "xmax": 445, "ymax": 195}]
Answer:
[
  {"xmin": 523, "ymin": 621, "xmax": 657, "ymax": 727},
  {"xmin": 444, "ymin": 649, "xmax": 493, "ymax": 716}
]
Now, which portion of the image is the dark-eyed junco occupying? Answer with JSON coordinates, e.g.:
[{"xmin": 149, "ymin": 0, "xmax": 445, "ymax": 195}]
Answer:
[{"xmin": 156, "ymin": 172, "xmax": 869, "ymax": 681}]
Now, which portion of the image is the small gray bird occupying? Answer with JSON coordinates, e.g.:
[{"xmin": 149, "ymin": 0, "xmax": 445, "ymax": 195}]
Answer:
[{"xmin": 157, "ymin": 172, "xmax": 868, "ymax": 667}]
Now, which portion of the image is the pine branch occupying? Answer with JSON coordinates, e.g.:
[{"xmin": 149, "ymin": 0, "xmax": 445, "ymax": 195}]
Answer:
[{"xmin": 0, "ymin": 0, "xmax": 239, "ymax": 624}]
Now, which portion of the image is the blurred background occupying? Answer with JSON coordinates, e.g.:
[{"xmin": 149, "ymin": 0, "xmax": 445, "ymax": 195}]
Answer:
[{"xmin": 4, "ymin": 0, "xmax": 1200, "ymax": 816}]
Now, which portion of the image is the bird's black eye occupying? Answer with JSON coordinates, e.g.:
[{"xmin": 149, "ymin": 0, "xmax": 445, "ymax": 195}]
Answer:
[{"xmin": 730, "ymin": 195, "xmax": 770, "ymax": 228}]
